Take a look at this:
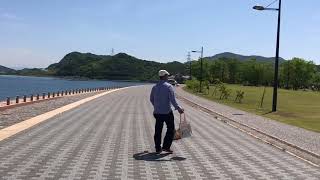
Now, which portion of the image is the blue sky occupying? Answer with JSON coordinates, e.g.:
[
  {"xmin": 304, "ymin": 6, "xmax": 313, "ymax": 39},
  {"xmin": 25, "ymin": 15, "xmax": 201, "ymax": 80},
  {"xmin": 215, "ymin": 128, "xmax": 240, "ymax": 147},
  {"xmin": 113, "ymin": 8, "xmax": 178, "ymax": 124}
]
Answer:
[{"xmin": 0, "ymin": 0, "xmax": 319, "ymax": 68}]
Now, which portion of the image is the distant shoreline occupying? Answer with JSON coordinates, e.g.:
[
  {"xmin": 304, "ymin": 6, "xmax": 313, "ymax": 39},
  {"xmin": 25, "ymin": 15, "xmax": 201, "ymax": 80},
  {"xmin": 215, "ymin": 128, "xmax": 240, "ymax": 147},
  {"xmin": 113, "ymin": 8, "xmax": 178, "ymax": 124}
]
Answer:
[{"xmin": 0, "ymin": 74, "xmax": 154, "ymax": 83}]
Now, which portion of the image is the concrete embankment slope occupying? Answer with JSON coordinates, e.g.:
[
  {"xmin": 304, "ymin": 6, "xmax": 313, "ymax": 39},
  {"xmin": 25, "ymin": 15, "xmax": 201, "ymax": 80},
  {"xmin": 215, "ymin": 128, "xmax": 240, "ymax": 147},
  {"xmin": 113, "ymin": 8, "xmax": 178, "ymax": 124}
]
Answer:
[{"xmin": 0, "ymin": 85, "xmax": 319, "ymax": 179}]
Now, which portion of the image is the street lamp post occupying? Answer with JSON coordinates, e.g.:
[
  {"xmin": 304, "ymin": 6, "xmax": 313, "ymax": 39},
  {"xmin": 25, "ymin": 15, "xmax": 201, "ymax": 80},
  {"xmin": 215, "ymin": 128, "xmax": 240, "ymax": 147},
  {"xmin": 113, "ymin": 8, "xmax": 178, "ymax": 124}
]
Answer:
[
  {"xmin": 253, "ymin": 0, "xmax": 282, "ymax": 112},
  {"xmin": 191, "ymin": 47, "xmax": 204, "ymax": 93},
  {"xmin": 187, "ymin": 52, "xmax": 192, "ymax": 80}
]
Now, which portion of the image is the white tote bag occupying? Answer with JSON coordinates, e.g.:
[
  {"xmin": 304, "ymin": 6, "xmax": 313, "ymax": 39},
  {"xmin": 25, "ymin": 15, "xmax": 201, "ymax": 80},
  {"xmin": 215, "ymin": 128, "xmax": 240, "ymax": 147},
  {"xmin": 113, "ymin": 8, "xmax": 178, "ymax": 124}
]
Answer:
[{"xmin": 174, "ymin": 113, "xmax": 192, "ymax": 140}]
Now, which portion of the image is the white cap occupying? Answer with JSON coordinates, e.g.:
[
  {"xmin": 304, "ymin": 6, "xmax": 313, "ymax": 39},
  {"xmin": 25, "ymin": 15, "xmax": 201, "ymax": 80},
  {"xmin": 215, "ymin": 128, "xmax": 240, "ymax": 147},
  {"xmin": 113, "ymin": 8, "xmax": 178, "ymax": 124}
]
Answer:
[{"xmin": 158, "ymin": 70, "xmax": 170, "ymax": 77}]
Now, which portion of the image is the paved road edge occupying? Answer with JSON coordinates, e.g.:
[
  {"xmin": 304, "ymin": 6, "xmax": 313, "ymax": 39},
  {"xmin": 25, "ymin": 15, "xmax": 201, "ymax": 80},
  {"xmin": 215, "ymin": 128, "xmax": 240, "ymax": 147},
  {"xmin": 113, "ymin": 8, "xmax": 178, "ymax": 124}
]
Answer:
[{"xmin": 0, "ymin": 87, "xmax": 131, "ymax": 142}]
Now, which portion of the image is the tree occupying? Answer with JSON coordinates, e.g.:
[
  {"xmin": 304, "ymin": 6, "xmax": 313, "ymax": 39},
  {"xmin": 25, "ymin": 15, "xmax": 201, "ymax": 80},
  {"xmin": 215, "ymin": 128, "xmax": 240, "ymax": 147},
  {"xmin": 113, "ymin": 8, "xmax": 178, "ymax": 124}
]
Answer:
[
  {"xmin": 208, "ymin": 59, "xmax": 229, "ymax": 83},
  {"xmin": 240, "ymin": 59, "xmax": 273, "ymax": 86},
  {"xmin": 289, "ymin": 58, "xmax": 316, "ymax": 90}
]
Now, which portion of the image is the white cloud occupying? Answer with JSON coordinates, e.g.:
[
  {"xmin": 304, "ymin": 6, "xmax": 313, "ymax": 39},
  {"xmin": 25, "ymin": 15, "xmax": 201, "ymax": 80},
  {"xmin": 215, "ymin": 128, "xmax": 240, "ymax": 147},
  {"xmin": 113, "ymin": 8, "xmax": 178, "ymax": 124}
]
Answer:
[{"xmin": 0, "ymin": 12, "xmax": 20, "ymax": 21}]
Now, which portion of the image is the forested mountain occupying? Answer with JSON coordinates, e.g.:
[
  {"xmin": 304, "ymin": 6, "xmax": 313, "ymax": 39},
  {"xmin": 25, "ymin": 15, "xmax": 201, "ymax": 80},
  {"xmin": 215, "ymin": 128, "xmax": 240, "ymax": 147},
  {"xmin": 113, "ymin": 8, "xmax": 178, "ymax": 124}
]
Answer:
[
  {"xmin": 205, "ymin": 52, "xmax": 286, "ymax": 63},
  {"xmin": 4, "ymin": 51, "xmax": 318, "ymax": 89},
  {"xmin": 0, "ymin": 65, "xmax": 16, "ymax": 74},
  {"xmin": 47, "ymin": 52, "xmax": 187, "ymax": 81}
]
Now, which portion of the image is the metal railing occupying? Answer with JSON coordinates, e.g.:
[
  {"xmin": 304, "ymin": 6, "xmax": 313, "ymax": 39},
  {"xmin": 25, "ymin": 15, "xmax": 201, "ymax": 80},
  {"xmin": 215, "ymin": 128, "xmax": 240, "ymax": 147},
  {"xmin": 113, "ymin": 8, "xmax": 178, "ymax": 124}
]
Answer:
[{"xmin": 4, "ymin": 86, "xmax": 122, "ymax": 106}]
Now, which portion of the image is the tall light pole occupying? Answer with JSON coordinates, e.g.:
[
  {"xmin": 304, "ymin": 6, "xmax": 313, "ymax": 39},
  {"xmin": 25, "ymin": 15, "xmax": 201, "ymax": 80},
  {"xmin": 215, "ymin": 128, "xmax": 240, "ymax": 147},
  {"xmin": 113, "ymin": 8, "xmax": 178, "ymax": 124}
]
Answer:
[
  {"xmin": 253, "ymin": 0, "xmax": 282, "ymax": 112},
  {"xmin": 191, "ymin": 47, "xmax": 204, "ymax": 93},
  {"xmin": 187, "ymin": 52, "xmax": 192, "ymax": 80}
]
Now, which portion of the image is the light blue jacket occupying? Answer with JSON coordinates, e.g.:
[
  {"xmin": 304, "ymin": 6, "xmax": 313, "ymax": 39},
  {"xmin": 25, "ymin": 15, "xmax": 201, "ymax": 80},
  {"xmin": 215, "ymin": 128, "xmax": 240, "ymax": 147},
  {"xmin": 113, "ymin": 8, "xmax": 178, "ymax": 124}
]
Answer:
[{"xmin": 150, "ymin": 80, "xmax": 181, "ymax": 114}]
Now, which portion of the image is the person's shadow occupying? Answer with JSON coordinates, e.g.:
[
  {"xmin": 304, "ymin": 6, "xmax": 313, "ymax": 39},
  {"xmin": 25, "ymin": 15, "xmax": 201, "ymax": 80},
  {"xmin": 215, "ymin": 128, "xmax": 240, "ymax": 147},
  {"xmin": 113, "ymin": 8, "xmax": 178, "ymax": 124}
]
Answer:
[{"xmin": 133, "ymin": 151, "xmax": 186, "ymax": 162}]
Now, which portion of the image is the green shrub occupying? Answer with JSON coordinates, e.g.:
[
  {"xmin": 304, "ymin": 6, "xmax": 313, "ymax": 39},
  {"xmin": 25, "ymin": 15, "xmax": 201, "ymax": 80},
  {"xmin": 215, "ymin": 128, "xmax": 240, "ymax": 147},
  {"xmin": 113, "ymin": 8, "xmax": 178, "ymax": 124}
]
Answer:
[
  {"xmin": 219, "ymin": 84, "xmax": 232, "ymax": 100},
  {"xmin": 234, "ymin": 90, "xmax": 245, "ymax": 103},
  {"xmin": 185, "ymin": 79, "xmax": 200, "ymax": 92}
]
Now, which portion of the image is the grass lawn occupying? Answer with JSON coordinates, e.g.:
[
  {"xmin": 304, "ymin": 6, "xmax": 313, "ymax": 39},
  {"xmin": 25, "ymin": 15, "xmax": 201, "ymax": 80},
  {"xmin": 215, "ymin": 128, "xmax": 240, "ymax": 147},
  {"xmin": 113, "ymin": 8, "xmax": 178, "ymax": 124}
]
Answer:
[{"xmin": 184, "ymin": 84, "xmax": 320, "ymax": 133}]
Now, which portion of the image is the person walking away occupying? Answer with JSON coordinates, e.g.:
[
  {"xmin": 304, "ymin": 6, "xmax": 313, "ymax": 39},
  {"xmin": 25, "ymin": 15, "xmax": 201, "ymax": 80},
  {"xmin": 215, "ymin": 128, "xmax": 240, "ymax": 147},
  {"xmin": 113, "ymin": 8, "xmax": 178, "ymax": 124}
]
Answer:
[{"xmin": 150, "ymin": 70, "xmax": 184, "ymax": 154}]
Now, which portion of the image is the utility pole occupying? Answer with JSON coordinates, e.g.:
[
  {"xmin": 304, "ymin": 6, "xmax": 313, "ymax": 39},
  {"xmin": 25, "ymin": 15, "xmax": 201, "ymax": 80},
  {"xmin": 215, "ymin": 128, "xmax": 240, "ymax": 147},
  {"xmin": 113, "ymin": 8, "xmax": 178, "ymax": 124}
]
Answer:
[
  {"xmin": 191, "ymin": 46, "xmax": 204, "ymax": 93},
  {"xmin": 187, "ymin": 52, "xmax": 192, "ymax": 80},
  {"xmin": 286, "ymin": 60, "xmax": 290, "ymax": 89},
  {"xmin": 253, "ymin": 0, "xmax": 282, "ymax": 112},
  {"xmin": 272, "ymin": 0, "xmax": 281, "ymax": 112},
  {"xmin": 111, "ymin": 48, "xmax": 115, "ymax": 56},
  {"xmin": 200, "ymin": 46, "xmax": 204, "ymax": 93}
]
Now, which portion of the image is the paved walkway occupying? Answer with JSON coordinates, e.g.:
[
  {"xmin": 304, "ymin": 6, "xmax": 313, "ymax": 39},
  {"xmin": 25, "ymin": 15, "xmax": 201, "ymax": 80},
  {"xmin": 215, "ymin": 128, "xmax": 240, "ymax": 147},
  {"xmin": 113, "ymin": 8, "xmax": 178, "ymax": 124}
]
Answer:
[
  {"xmin": 0, "ymin": 91, "xmax": 103, "ymax": 130},
  {"xmin": 0, "ymin": 85, "xmax": 319, "ymax": 179}
]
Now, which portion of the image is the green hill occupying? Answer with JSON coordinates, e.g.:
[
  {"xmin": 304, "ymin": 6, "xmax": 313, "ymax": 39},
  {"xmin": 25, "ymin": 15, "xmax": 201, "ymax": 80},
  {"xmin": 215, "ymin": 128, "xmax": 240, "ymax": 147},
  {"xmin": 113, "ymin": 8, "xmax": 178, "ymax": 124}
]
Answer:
[
  {"xmin": 0, "ymin": 65, "xmax": 16, "ymax": 74},
  {"xmin": 205, "ymin": 52, "xmax": 286, "ymax": 63},
  {"xmin": 48, "ymin": 52, "xmax": 187, "ymax": 81}
]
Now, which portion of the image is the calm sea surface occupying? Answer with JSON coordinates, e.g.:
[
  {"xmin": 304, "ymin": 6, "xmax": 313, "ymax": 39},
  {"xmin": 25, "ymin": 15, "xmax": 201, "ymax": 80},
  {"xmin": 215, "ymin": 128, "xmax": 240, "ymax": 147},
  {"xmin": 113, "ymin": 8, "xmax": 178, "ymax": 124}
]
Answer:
[{"xmin": 0, "ymin": 75, "xmax": 145, "ymax": 100}]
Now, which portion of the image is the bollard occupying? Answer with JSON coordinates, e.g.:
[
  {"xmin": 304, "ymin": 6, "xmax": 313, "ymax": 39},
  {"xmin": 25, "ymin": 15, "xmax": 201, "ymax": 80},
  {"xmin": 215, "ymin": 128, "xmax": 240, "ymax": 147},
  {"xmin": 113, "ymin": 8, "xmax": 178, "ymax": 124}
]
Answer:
[
  {"xmin": 69, "ymin": 90, "xmax": 71, "ymax": 95},
  {"xmin": 61, "ymin": 91, "xmax": 64, "ymax": 96},
  {"xmin": 72, "ymin": 90, "xmax": 75, "ymax": 94},
  {"xmin": 57, "ymin": 91, "xmax": 60, "ymax": 96},
  {"xmin": 43, "ymin": 93, "xmax": 46, "ymax": 99},
  {"xmin": 16, "ymin": 96, "xmax": 19, "ymax": 104},
  {"xmin": 53, "ymin": 92, "xmax": 55, "ymax": 98},
  {"xmin": 6, "ymin": 97, "xmax": 10, "ymax": 105},
  {"xmin": 48, "ymin": 92, "xmax": 51, "ymax": 98},
  {"xmin": 37, "ymin": 94, "xmax": 40, "ymax": 100},
  {"xmin": 23, "ymin": 95, "xmax": 27, "ymax": 102},
  {"xmin": 30, "ymin": 94, "xmax": 34, "ymax": 101}
]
